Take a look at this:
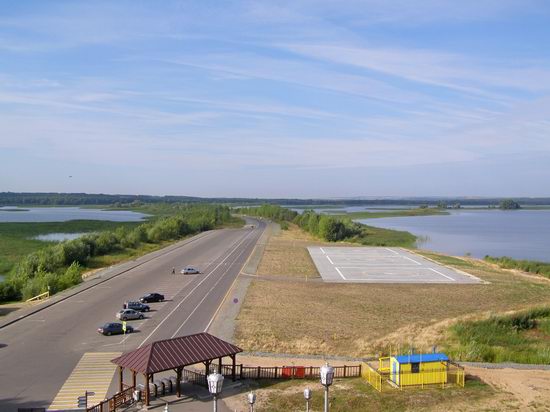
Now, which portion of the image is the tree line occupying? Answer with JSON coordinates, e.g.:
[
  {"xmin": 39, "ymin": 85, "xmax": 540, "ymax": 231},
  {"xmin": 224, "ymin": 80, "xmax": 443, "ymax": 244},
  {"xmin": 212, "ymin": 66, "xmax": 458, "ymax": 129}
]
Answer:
[
  {"xmin": 0, "ymin": 204, "xmax": 233, "ymax": 302},
  {"xmin": 236, "ymin": 205, "xmax": 361, "ymax": 242}
]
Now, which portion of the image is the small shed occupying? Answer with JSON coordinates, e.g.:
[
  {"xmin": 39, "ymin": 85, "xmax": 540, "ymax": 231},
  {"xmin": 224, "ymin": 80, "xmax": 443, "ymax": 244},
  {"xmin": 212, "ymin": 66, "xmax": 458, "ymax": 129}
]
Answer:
[{"xmin": 390, "ymin": 353, "xmax": 448, "ymax": 387}]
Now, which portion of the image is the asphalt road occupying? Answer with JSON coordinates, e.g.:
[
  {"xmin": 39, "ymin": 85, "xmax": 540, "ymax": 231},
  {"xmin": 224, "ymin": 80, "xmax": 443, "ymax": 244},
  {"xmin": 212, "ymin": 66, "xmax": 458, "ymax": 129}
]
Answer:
[{"xmin": 0, "ymin": 218, "xmax": 265, "ymax": 411}]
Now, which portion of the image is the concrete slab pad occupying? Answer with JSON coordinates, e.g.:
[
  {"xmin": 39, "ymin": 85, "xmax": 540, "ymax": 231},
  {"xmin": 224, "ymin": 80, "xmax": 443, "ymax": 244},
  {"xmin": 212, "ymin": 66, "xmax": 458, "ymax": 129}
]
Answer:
[{"xmin": 308, "ymin": 247, "xmax": 481, "ymax": 284}]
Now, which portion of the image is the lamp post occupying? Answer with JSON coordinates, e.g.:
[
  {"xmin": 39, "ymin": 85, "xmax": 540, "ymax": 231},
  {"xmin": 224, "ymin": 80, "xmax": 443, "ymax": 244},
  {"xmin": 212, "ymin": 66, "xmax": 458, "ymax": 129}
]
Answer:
[
  {"xmin": 320, "ymin": 363, "xmax": 334, "ymax": 412},
  {"xmin": 247, "ymin": 391, "xmax": 256, "ymax": 412},
  {"xmin": 207, "ymin": 373, "xmax": 224, "ymax": 412},
  {"xmin": 303, "ymin": 388, "xmax": 312, "ymax": 412}
]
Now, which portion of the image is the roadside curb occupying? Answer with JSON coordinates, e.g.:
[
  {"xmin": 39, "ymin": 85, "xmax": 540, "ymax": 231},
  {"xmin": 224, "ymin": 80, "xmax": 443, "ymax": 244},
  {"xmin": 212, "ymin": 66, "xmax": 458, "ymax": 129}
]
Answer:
[{"xmin": 0, "ymin": 230, "xmax": 215, "ymax": 330}]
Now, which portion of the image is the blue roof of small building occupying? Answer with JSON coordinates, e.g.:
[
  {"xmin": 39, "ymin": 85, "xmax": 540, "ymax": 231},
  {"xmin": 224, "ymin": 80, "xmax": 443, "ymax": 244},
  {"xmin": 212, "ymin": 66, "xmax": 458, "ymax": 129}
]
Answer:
[{"xmin": 394, "ymin": 353, "xmax": 449, "ymax": 364}]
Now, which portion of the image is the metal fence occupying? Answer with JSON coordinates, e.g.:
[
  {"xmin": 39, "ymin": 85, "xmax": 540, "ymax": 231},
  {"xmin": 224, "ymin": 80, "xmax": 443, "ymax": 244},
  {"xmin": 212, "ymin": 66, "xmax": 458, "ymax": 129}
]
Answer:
[{"xmin": 216, "ymin": 364, "xmax": 361, "ymax": 380}]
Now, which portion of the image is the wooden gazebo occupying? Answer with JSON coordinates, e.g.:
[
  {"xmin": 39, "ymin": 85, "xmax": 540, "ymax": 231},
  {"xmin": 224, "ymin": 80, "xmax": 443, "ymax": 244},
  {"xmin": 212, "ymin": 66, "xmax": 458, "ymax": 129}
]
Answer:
[{"xmin": 111, "ymin": 332, "xmax": 242, "ymax": 406}]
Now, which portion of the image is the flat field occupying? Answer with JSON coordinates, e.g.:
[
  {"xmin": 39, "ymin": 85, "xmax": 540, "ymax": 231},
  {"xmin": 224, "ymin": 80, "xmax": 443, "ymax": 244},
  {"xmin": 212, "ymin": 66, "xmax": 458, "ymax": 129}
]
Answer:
[{"xmin": 234, "ymin": 225, "xmax": 550, "ymax": 358}]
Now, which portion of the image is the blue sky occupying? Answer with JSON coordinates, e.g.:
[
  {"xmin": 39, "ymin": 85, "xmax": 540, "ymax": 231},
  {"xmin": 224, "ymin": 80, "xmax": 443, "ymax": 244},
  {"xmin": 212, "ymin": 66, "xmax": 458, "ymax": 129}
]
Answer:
[{"xmin": 1, "ymin": 0, "xmax": 550, "ymax": 198}]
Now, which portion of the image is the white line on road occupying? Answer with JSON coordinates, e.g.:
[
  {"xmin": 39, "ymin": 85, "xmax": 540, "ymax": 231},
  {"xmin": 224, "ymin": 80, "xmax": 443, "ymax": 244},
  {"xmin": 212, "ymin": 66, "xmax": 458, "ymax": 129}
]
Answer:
[
  {"xmin": 137, "ymin": 229, "xmax": 255, "ymax": 348},
  {"xmin": 326, "ymin": 255, "xmax": 334, "ymax": 264},
  {"xmin": 385, "ymin": 248, "xmax": 400, "ymax": 255},
  {"xmin": 402, "ymin": 256, "xmax": 422, "ymax": 265},
  {"xmin": 320, "ymin": 247, "xmax": 326, "ymax": 254},
  {"xmin": 173, "ymin": 235, "xmax": 254, "ymax": 337},
  {"xmin": 335, "ymin": 267, "xmax": 347, "ymax": 280},
  {"xmin": 429, "ymin": 268, "xmax": 456, "ymax": 281}
]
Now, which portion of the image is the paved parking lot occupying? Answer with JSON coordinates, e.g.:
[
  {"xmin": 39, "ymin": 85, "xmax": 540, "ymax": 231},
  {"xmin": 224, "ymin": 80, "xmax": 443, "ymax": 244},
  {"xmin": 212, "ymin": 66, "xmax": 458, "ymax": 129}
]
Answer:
[{"xmin": 308, "ymin": 246, "xmax": 481, "ymax": 284}]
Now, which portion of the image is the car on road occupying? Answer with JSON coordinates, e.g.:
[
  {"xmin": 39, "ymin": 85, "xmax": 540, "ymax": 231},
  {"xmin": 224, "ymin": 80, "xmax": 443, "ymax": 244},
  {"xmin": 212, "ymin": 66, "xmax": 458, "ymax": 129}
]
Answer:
[
  {"xmin": 124, "ymin": 301, "xmax": 150, "ymax": 312},
  {"xmin": 180, "ymin": 266, "xmax": 200, "ymax": 274},
  {"xmin": 116, "ymin": 308, "xmax": 145, "ymax": 321},
  {"xmin": 97, "ymin": 322, "xmax": 134, "ymax": 336},
  {"xmin": 140, "ymin": 293, "xmax": 165, "ymax": 303}
]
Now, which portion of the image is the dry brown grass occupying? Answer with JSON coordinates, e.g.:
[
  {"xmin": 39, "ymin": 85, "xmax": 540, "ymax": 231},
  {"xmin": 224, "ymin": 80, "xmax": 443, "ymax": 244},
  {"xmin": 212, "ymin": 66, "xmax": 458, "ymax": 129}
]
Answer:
[
  {"xmin": 235, "ymin": 227, "xmax": 550, "ymax": 358},
  {"xmin": 256, "ymin": 224, "xmax": 323, "ymax": 278}
]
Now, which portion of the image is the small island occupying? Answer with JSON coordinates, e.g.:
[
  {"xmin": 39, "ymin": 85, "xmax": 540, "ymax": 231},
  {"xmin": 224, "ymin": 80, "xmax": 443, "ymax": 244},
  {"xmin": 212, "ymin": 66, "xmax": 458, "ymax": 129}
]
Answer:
[{"xmin": 499, "ymin": 199, "xmax": 521, "ymax": 210}]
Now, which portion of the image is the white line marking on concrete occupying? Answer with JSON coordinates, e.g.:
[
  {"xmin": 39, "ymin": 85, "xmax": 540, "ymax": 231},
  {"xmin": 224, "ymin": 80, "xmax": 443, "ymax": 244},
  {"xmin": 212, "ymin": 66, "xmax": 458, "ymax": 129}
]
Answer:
[
  {"xmin": 334, "ymin": 267, "xmax": 347, "ymax": 280},
  {"xmin": 385, "ymin": 248, "xmax": 400, "ymax": 255},
  {"xmin": 320, "ymin": 247, "xmax": 326, "ymax": 254},
  {"xmin": 429, "ymin": 268, "xmax": 456, "ymax": 281},
  {"xmin": 138, "ymin": 229, "xmax": 255, "ymax": 348},
  {"xmin": 326, "ymin": 255, "xmax": 334, "ymax": 264},
  {"xmin": 402, "ymin": 256, "xmax": 422, "ymax": 265}
]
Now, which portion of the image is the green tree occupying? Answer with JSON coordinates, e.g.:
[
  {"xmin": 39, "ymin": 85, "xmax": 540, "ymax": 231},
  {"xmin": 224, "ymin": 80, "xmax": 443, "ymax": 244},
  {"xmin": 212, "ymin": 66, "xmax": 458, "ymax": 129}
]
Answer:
[{"xmin": 499, "ymin": 199, "xmax": 521, "ymax": 210}]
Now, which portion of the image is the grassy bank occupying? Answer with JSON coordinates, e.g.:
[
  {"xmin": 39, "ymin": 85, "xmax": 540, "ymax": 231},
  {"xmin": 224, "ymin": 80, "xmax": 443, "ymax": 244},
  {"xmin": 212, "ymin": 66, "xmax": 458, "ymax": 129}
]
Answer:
[
  {"xmin": 238, "ymin": 205, "xmax": 417, "ymax": 247},
  {"xmin": 0, "ymin": 204, "xmax": 242, "ymax": 303},
  {"xmin": 0, "ymin": 220, "xmax": 140, "ymax": 274},
  {"xmin": 484, "ymin": 256, "xmax": 550, "ymax": 279},
  {"xmin": 235, "ymin": 225, "xmax": 550, "ymax": 359},
  {"xmin": 445, "ymin": 307, "xmax": 550, "ymax": 364},
  {"xmin": 226, "ymin": 376, "xmax": 506, "ymax": 412}
]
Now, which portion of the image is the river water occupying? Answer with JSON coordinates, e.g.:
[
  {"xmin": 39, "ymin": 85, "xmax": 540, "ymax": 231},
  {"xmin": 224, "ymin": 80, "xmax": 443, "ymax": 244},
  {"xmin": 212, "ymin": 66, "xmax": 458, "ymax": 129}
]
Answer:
[
  {"xmin": 0, "ymin": 206, "xmax": 149, "ymax": 222},
  {"xmin": 359, "ymin": 209, "xmax": 550, "ymax": 262}
]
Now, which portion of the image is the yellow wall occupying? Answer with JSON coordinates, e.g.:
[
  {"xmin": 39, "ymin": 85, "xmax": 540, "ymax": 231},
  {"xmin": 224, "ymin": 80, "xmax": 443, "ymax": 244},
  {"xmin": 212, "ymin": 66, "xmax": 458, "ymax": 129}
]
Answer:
[{"xmin": 390, "ymin": 358, "xmax": 448, "ymax": 387}]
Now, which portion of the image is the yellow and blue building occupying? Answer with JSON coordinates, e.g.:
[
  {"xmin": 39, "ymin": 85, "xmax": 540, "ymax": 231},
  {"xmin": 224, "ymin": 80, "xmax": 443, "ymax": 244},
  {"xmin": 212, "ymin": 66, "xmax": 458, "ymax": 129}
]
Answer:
[{"xmin": 389, "ymin": 353, "xmax": 449, "ymax": 387}]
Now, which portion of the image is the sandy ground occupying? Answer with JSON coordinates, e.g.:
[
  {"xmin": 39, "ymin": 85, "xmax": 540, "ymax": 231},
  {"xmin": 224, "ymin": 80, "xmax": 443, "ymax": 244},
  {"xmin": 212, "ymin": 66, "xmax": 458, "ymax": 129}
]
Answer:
[{"xmin": 465, "ymin": 366, "xmax": 550, "ymax": 411}]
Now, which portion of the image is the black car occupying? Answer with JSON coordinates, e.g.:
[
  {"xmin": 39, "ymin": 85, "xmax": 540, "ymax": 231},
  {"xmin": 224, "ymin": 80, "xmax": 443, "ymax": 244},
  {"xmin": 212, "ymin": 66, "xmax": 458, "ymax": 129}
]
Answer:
[
  {"xmin": 97, "ymin": 322, "xmax": 134, "ymax": 336},
  {"xmin": 140, "ymin": 293, "xmax": 165, "ymax": 303},
  {"xmin": 124, "ymin": 301, "xmax": 150, "ymax": 312}
]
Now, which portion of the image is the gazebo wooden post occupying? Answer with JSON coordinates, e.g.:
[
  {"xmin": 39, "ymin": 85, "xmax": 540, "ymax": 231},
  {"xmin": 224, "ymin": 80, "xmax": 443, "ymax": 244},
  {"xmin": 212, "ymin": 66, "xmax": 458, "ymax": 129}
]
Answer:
[
  {"xmin": 205, "ymin": 360, "xmax": 211, "ymax": 375},
  {"xmin": 145, "ymin": 373, "xmax": 150, "ymax": 407},
  {"xmin": 132, "ymin": 370, "xmax": 137, "ymax": 389},
  {"xmin": 218, "ymin": 357, "xmax": 222, "ymax": 373},
  {"xmin": 176, "ymin": 367, "xmax": 183, "ymax": 397},
  {"xmin": 118, "ymin": 366, "xmax": 124, "ymax": 392},
  {"xmin": 231, "ymin": 355, "xmax": 236, "ymax": 382}
]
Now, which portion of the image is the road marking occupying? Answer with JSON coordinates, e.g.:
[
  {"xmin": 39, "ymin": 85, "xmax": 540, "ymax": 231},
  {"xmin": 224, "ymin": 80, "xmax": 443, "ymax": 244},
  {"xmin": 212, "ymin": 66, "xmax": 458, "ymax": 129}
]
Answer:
[
  {"xmin": 402, "ymin": 256, "xmax": 422, "ymax": 265},
  {"xmin": 174, "ymin": 234, "xmax": 255, "ymax": 337},
  {"xmin": 429, "ymin": 268, "xmax": 456, "ymax": 281},
  {"xmin": 49, "ymin": 352, "xmax": 121, "ymax": 410},
  {"xmin": 138, "ymin": 229, "xmax": 255, "ymax": 348},
  {"xmin": 385, "ymin": 248, "xmax": 400, "ymax": 255},
  {"xmin": 326, "ymin": 255, "xmax": 334, "ymax": 264},
  {"xmin": 204, "ymin": 224, "xmax": 265, "ymax": 333},
  {"xmin": 320, "ymin": 247, "xmax": 326, "ymax": 254},
  {"xmin": 335, "ymin": 267, "xmax": 347, "ymax": 280}
]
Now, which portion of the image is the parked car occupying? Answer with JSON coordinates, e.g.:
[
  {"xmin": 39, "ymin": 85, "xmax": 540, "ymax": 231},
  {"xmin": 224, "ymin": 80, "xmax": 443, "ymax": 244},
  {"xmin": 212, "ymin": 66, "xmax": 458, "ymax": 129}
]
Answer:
[
  {"xmin": 116, "ymin": 309, "xmax": 144, "ymax": 321},
  {"xmin": 180, "ymin": 266, "xmax": 200, "ymax": 275},
  {"xmin": 140, "ymin": 293, "xmax": 165, "ymax": 303},
  {"xmin": 98, "ymin": 322, "xmax": 134, "ymax": 336},
  {"xmin": 124, "ymin": 301, "xmax": 150, "ymax": 312}
]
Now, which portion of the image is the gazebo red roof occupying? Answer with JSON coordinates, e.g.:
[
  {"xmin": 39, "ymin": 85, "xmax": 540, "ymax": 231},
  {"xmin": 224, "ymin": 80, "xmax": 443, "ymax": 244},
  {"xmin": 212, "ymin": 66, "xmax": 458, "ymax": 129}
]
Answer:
[{"xmin": 111, "ymin": 332, "xmax": 242, "ymax": 374}]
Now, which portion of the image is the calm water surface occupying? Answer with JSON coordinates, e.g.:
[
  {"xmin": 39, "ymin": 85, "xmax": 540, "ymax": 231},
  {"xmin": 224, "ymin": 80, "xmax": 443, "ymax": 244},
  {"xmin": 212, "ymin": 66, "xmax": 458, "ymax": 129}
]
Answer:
[
  {"xmin": 0, "ymin": 206, "xmax": 149, "ymax": 222},
  {"xmin": 360, "ymin": 210, "xmax": 550, "ymax": 262}
]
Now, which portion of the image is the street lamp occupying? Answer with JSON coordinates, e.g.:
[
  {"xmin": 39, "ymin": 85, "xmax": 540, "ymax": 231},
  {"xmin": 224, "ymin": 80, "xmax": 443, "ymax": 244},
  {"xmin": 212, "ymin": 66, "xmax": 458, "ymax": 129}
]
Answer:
[
  {"xmin": 207, "ymin": 373, "xmax": 224, "ymax": 412},
  {"xmin": 247, "ymin": 391, "xmax": 257, "ymax": 412},
  {"xmin": 303, "ymin": 388, "xmax": 312, "ymax": 412},
  {"xmin": 320, "ymin": 363, "xmax": 334, "ymax": 412}
]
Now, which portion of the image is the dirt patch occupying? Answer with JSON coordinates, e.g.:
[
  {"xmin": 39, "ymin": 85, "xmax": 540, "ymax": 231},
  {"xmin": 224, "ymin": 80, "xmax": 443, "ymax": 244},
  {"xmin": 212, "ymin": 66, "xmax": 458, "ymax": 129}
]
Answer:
[{"xmin": 465, "ymin": 366, "xmax": 550, "ymax": 411}]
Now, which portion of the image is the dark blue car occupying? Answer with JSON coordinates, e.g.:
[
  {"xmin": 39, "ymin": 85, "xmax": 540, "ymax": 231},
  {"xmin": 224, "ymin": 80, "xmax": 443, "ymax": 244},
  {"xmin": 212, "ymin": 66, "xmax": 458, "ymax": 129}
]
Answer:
[{"xmin": 98, "ymin": 322, "xmax": 134, "ymax": 336}]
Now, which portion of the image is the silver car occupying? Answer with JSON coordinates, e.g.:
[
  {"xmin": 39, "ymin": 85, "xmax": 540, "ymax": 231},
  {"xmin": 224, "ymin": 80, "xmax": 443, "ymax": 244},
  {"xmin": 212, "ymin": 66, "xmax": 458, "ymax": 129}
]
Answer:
[
  {"xmin": 116, "ymin": 308, "xmax": 144, "ymax": 321},
  {"xmin": 181, "ymin": 266, "xmax": 200, "ymax": 274}
]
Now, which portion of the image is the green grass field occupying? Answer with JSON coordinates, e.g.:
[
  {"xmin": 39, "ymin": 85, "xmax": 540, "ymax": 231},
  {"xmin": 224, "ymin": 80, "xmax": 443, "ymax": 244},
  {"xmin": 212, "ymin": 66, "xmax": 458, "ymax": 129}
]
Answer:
[{"xmin": 247, "ymin": 377, "xmax": 501, "ymax": 412}]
